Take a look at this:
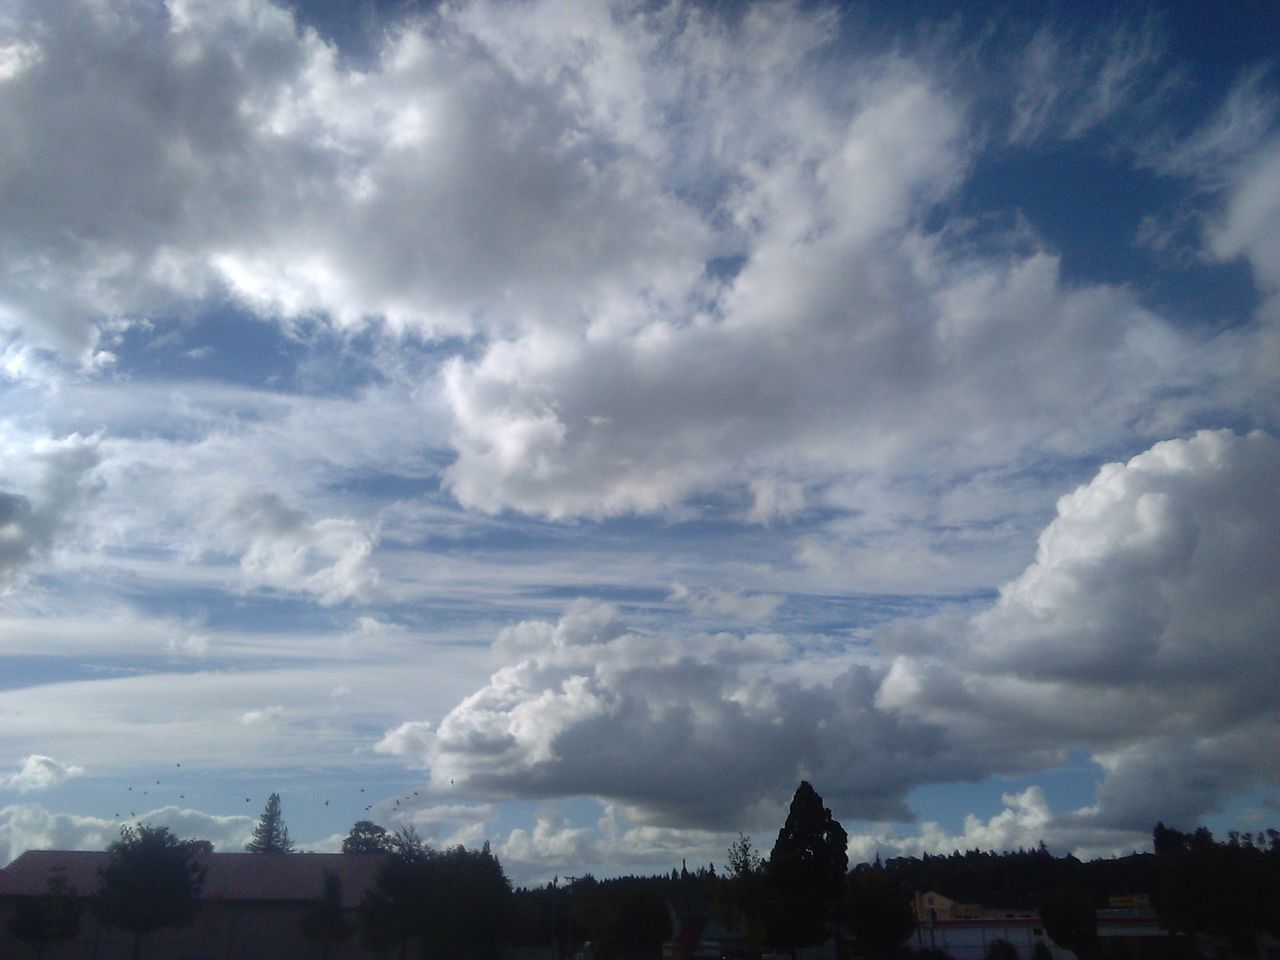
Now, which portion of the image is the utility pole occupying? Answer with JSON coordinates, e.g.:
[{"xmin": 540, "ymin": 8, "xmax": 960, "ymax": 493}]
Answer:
[
  {"xmin": 563, "ymin": 875, "xmax": 581, "ymax": 960},
  {"xmin": 551, "ymin": 876, "xmax": 560, "ymax": 960}
]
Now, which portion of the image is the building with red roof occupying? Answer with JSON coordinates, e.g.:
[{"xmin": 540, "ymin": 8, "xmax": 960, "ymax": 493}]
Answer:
[{"xmin": 0, "ymin": 849, "xmax": 389, "ymax": 959}]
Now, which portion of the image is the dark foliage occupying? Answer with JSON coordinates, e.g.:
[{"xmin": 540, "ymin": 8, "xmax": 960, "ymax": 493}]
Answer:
[
  {"xmin": 986, "ymin": 940, "xmax": 1018, "ymax": 960},
  {"xmin": 246, "ymin": 792, "xmax": 294, "ymax": 853},
  {"xmin": 767, "ymin": 781, "xmax": 848, "ymax": 950},
  {"xmin": 96, "ymin": 824, "xmax": 206, "ymax": 960},
  {"xmin": 299, "ymin": 871, "xmax": 353, "ymax": 959},
  {"xmin": 343, "ymin": 819, "xmax": 393, "ymax": 854},
  {"xmin": 845, "ymin": 865, "xmax": 916, "ymax": 955},
  {"xmin": 1038, "ymin": 883, "xmax": 1097, "ymax": 960},
  {"xmin": 358, "ymin": 838, "xmax": 513, "ymax": 960},
  {"xmin": 715, "ymin": 834, "xmax": 772, "ymax": 950},
  {"xmin": 874, "ymin": 842, "xmax": 1155, "ymax": 915},
  {"xmin": 5, "ymin": 868, "xmax": 81, "ymax": 959},
  {"xmin": 1152, "ymin": 823, "xmax": 1280, "ymax": 939}
]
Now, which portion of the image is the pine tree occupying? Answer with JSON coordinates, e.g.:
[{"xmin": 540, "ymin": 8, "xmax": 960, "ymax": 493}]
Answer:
[{"xmin": 246, "ymin": 792, "xmax": 294, "ymax": 853}]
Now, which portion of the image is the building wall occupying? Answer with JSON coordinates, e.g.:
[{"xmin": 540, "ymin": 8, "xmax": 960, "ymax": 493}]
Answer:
[
  {"xmin": 0, "ymin": 897, "xmax": 380, "ymax": 960},
  {"xmin": 912, "ymin": 920, "xmax": 1074, "ymax": 960}
]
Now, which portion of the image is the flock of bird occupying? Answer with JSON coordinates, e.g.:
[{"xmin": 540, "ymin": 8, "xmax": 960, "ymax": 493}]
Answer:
[{"xmin": 110, "ymin": 762, "xmax": 435, "ymax": 824}]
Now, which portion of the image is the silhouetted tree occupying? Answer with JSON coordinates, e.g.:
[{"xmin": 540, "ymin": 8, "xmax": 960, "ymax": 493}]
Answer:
[
  {"xmin": 1152, "ymin": 822, "xmax": 1279, "ymax": 940},
  {"xmin": 6, "ymin": 868, "xmax": 81, "ymax": 958},
  {"xmin": 715, "ymin": 834, "xmax": 771, "ymax": 950},
  {"xmin": 845, "ymin": 865, "xmax": 915, "ymax": 957},
  {"xmin": 767, "ymin": 781, "xmax": 848, "ymax": 951},
  {"xmin": 246, "ymin": 792, "xmax": 294, "ymax": 853},
  {"xmin": 96, "ymin": 824, "xmax": 206, "ymax": 960},
  {"xmin": 1038, "ymin": 883, "xmax": 1097, "ymax": 960},
  {"xmin": 612, "ymin": 879, "xmax": 672, "ymax": 959},
  {"xmin": 425, "ymin": 842, "xmax": 513, "ymax": 960},
  {"xmin": 359, "ymin": 837, "xmax": 513, "ymax": 960},
  {"xmin": 343, "ymin": 819, "xmax": 393, "ymax": 853},
  {"xmin": 300, "ymin": 871, "xmax": 353, "ymax": 960}
]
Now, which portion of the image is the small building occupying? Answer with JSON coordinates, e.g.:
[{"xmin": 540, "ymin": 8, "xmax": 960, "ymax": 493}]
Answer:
[
  {"xmin": 912, "ymin": 915, "xmax": 1072, "ymax": 960},
  {"xmin": 0, "ymin": 848, "xmax": 389, "ymax": 959},
  {"xmin": 914, "ymin": 890, "xmax": 992, "ymax": 922}
]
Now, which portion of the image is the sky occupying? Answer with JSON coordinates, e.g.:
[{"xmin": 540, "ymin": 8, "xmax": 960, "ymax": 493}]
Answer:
[{"xmin": 0, "ymin": 0, "xmax": 1277, "ymax": 885}]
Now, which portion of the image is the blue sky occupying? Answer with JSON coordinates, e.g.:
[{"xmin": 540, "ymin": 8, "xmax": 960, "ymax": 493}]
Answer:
[{"xmin": 1, "ymin": 0, "xmax": 1277, "ymax": 883}]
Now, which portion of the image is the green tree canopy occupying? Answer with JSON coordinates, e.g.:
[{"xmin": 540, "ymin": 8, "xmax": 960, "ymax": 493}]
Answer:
[
  {"xmin": 343, "ymin": 819, "xmax": 393, "ymax": 854},
  {"xmin": 715, "ymin": 834, "xmax": 772, "ymax": 949},
  {"xmin": 767, "ymin": 781, "xmax": 848, "ymax": 950},
  {"xmin": 246, "ymin": 792, "xmax": 294, "ymax": 853},
  {"xmin": 96, "ymin": 824, "xmax": 206, "ymax": 960}
]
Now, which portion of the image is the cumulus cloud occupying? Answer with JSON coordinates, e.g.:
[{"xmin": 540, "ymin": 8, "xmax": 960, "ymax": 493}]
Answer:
[
  {"xmin": 379, "ymin": 599, "xmax": 982, "ymax": 828},
  {"xmin": 0, "ymin": 805, "xmax": 116, "ymax": 866},
  {"xmin": 845, "ymin": 786, "xmax": 1152, "ymax": 865},
  {"xmin": 0, "ymin": 0, "xmax": 1243, "ymax": 527},
  {"xmin": 0, "ymin": 0, "xmax": 706, "ymax": 359},
  {"xmin": 878, "ymin": 430, "xmax": 1280, "ymax": 829},
  {"xmin": 0, "ymin": 803, "xmax": 255, "ymax": 866},
  {"xmin": 494, "ymin": 803, "xmax": 725, "ymax": 885},
  {"xmin": 383, "ymin": 431, "xmax": 1280, "ymax": 837},
  {"xmin": 1, "ymin": 755, "xmax": 84, "ymax": 792}
]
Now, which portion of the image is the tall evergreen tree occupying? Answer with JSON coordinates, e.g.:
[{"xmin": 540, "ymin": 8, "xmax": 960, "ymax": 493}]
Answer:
[
  {"xmin": 246, "ymin": 792, "xmax": 294, "ymax": 853},
  {"xmin": 768, "ymin": 781, "xmax": 848, "ymax": 951}
]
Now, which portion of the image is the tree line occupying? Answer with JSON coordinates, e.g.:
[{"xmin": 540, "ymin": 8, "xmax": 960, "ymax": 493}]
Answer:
[{"xmin": 7, "ymin": 785, "xmax": 1279, "ymax": 959}]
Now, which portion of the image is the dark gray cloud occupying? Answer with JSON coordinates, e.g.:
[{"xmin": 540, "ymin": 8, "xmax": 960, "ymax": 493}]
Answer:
[{"xmin": 0, "ymin": 433, "xmax": 100, "ymax": 582}]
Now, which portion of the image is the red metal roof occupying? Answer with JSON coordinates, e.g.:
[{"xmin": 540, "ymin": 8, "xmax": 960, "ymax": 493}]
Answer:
[{"xmin": 0, "ymin": 851, "xmax": 388, "ymax": 908}]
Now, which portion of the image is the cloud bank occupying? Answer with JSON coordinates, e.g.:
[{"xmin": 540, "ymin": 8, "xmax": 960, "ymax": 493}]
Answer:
[{"xmin": 382, "ymin": 431, "xmax": 1280, "ymax": 847}]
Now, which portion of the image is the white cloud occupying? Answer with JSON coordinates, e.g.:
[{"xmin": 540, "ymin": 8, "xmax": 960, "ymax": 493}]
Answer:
[
  {"xmin": 0, "ymin": 804, "xmax": 116, "ymax": 866},
  {"xmin": 0, "ymin": 431, "xmax": 101, "ymax": 584},
  {"xmin": 0, "ymin": 0, "xmax": 1239, "ymax": 531},
  {"xmin": 215, "ymin": 490, "xmax": 378, "ymax": 604},
  {"xmin": 1007, "ymin": 18, "xmax": 1168, "ymax": 145},
  {"xmin": 239, "ymin": 706, "xmax": 285, "ymax": 726},
  {"xmin": 0, "ymin": 0, "xmax": 708, "ymax": 360},
  {"xmin": 0, "ymin": 803, "xmax": 255, "ymax": 866},
  {"xmin": 494, "ymin": 803, "xmax": 727, "ymax": 885},
  {"xmin": 380, "ymin": 599, "xmax": 977, "ymax": 828},
  {"xmin": 845, "ymin": 786, "xmax": 1152, "ymax": 865},
  {"xmin": 670, "ymin": 583, "xmax": 782, "ymax": 624},
  {"xmin": 878, "ymin": 430, "xmax": 1280, "ymax": 829},
  {"xmin": 375, "ymin": 721, "xmax": 434, "ymax": 766},
  {"xmin": 379, "ymin": 432, "xmax": 1280, "ymax": 839},
  {"xmin": 1, "ymin": 755, "xmax": 84, "ymax": 793}
]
